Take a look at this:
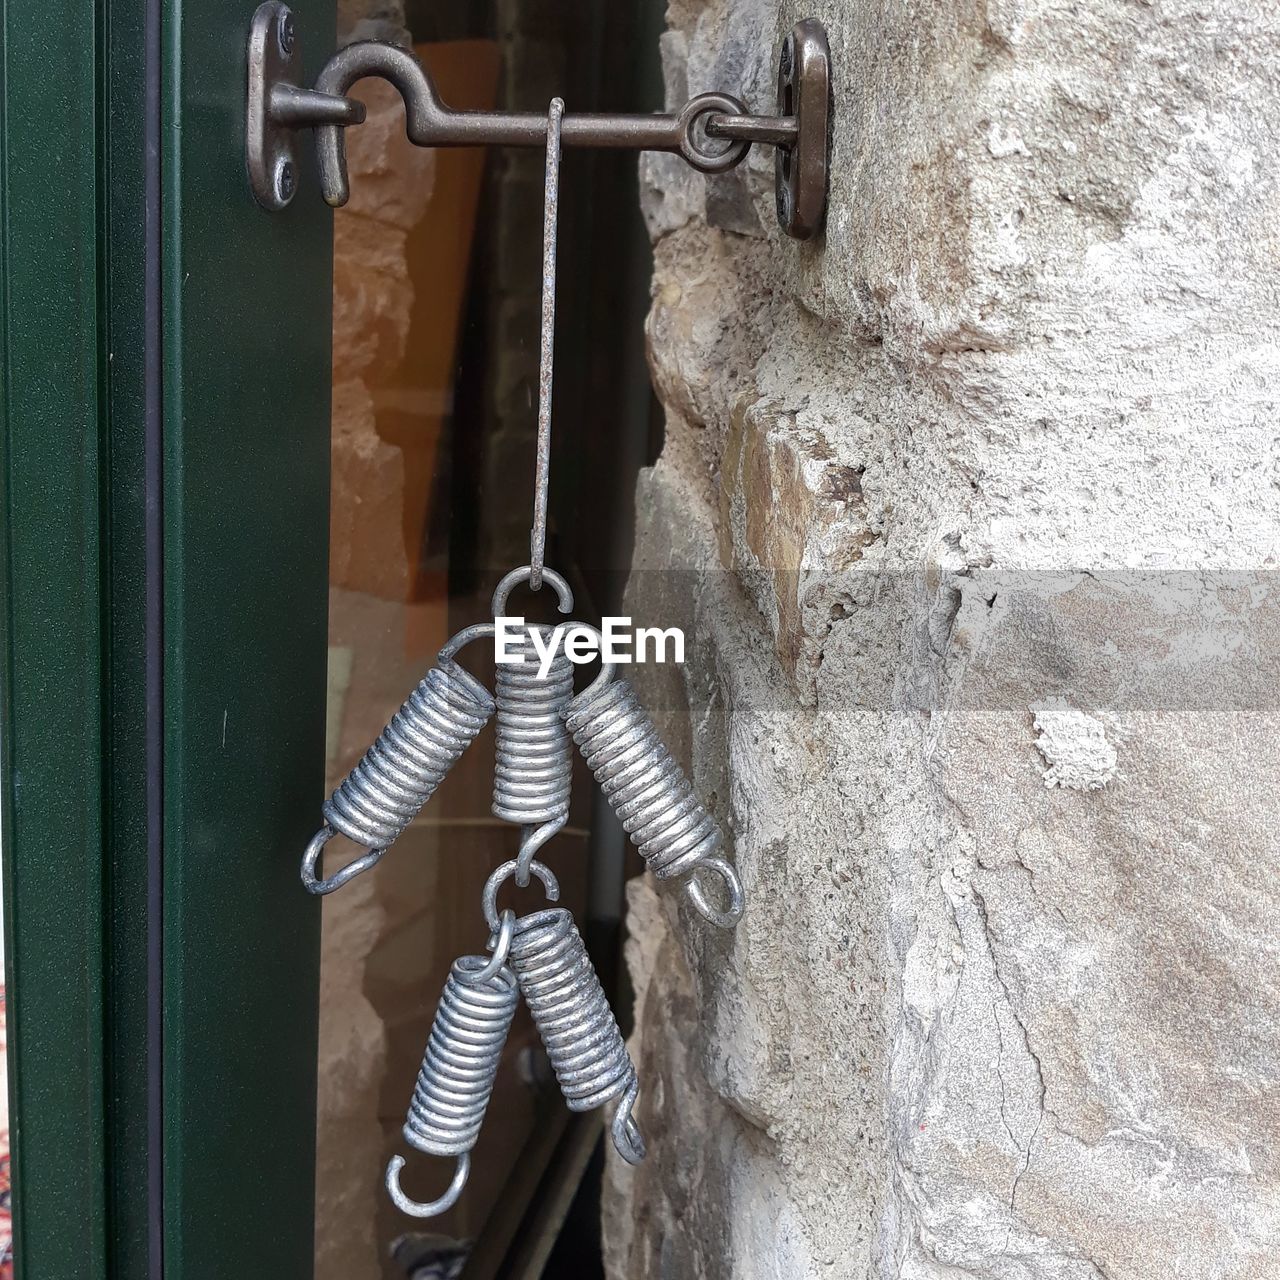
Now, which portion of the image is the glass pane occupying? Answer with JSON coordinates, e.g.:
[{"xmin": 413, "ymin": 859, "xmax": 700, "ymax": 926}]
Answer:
[{"xmin": 314, "ymin": 2, "xmax": 658, "ymax": 1274}]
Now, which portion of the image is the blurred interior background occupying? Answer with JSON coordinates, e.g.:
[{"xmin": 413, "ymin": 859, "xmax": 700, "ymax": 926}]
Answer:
[{"xmin": 315, "ymin": 2, "xmax": 662, "ymax": 1275}]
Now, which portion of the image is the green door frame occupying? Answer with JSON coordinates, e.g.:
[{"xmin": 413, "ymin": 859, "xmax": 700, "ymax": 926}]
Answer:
[
  {"xmin": 160, "ymin": 0, "xmax": 331, "ymax": 1272},
  {"xmin": 0, "ymin": 0, "xmax": 333, "ymax": 1274},
  {"xmin": 0, "ymin": 0, "xmax": 113, "ymax": 1270}
]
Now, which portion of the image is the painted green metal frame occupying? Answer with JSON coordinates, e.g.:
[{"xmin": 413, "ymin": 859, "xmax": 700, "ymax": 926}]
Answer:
[
  {"xmin": 0, "ymin": 0, "xmax": 112, "ymax": 1270},
  {"xmin": 1, "ymin": 0, "xmax": 333, "ymax": 1273},
  {"xmin": 160, "ymin": 0, "xmax": 331, "ymax": 1272}
]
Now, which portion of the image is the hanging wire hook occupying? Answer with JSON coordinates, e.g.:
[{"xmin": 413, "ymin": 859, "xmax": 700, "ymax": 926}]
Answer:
[
  {"xmin": 530, "ymin": 98, "xmax": 564, "ymax": 593},
  {"xmin": 491, "ymin": 565, "xmax": 573, "ymax": 619}
]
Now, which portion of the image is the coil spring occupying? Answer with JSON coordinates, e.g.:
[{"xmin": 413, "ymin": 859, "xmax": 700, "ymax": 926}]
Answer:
[
  {"xmin": 564, "ymin": 679, "xmax": 744, "ymax": 927},
  {"xmin": 493, "ymin": 624, "xmax": 574, "ymax": 828},
  {"xmin": 385, "ymin": 954, "xmax": 519, "ymax": 1218},
  {"xmin": 507, "ymin": 907, "xmax": 645, "ymax": 1164},
  {"xmin": 328, "ymin": 659, "xmax": 494, "ymax": 849},
  {"xmin": 302, "ymin": 654, "xmax": 494, "ymax": 895}
]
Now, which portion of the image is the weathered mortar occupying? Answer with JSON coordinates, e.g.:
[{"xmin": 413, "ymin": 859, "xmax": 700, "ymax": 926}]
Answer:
[{"xmin": 604, "ymin": 2, "xmax": 1280, "ymax": 1276}]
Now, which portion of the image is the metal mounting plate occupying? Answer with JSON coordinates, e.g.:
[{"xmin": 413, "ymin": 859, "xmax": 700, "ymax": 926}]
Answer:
[
  {"xmin": 776, "ymin": 19, "xmax": 830, "ymax": 241},
  {"xmin": 246, "ymin": 1, "xmax": 301, "ymax": 210}
]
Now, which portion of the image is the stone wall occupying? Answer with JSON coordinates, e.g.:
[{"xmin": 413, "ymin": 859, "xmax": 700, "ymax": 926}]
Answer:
[{"xmin": 604, "ymin": 2, "xmax": 1280, "ymax": 1277}]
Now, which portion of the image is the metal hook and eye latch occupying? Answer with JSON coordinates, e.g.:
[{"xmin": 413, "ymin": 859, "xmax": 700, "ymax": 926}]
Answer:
[{"xmin": 244, "ymin": 2, "xmax": 831, "ymax": 239}]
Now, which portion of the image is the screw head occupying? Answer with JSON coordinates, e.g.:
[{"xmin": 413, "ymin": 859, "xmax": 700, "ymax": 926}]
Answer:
[
  {"xmin": 276, "ymin": 159, "xmax": 296, "ymax": 203},
  {"xmin": 278, "ymin": 12, "xmax": 296, "ymax": 55}
]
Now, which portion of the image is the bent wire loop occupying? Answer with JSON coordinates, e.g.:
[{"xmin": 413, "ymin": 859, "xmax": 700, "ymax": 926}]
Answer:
[{"xmin": 385, "ymin": 1150, "xmax": 472, "ymax": 1219}]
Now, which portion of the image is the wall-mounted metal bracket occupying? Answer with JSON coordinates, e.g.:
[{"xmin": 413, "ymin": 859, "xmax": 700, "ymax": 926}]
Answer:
[
  {"xmin": 246, "ymin": 1, "xmax": 366, "ymax": 211},
  {"xmin": 245, "ymin": 4, "xmax": 830, "ymax": 239}
]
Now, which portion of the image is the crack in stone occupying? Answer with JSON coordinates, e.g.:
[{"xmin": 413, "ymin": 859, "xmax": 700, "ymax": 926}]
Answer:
[
  {"xmin": 1010, "ymin": 851, "xmax": 1069, "ymax": 925},
  {"xmin": 972, "ymin": 885, "xmax": 1049, "ymax": 1256},
  {"xmin": 991, "ymin": 998, "xmax": 1019, "ymax": 1152},
  {"xmin": 1007, "ymin": 1106, "xmax": 1044, "ymax": 1247}
]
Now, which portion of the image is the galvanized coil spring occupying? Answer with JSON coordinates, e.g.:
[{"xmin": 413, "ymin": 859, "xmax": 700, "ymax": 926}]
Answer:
[
  {"xmin": 326, "ymin": 659, "xmax": 494, "ymax": 848},
  {"xmin": 490, "ymin": 565, "xmax": 577, "ymax": 881},
  {"xmin": 492, "ymin": 624, "xmax": 574, "ymax": 829},
  {"xmin": 302, "ymin": 628, "xmax": 496, "ymax": 895},
  {"xmin": 564, "ymin": 678, "xmax": 744, "ymax": 927},
  {"xmin": 385, "ymin": 953, "xmax": 519, "ymax": 1218},
  {"xmin": 507, "ymin": 906, "xmax": 645, "ymax": 1164}
]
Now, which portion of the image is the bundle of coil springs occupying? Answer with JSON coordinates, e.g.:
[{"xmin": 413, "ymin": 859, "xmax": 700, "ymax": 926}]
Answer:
[{"xmin": 301, "ymin": 564, "xmax": 745, "ymax": 1216}]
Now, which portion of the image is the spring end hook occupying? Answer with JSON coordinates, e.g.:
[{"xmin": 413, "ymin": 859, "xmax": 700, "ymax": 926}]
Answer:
[
  {"xmin": 385, "ymin": 1151, "xmax": 471, "ymax": 1218},
  {"xmin": 456, "ymin": 909, "xmax": 515, "ymax": 987},
  {"xmin": 301, "ymin": 823, "xmax": 386, "ymax": 896},
  {"xmin": 612, "ymin": 1082, "xmax": 646, "ymax": 1165},
  {"xmin": 483, "ymin": 859, "xmax": 561, "ymax": 932},
  {"xmin": 685, "ymin": 855, "xmax": 746, "ymax": 929}
]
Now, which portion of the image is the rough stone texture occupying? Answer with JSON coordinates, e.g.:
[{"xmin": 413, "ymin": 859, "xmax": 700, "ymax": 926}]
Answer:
[
  {"xmin": 605, "ymin": 2, "xmax": 1280, "ymax": 1277},
  {"xmin": 337, "ymin": 0, "xmax": 408, "ymax": 47},
  {"xmin": 330, "ymin": 77, "xmax": 435, "ymax": 599}
]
